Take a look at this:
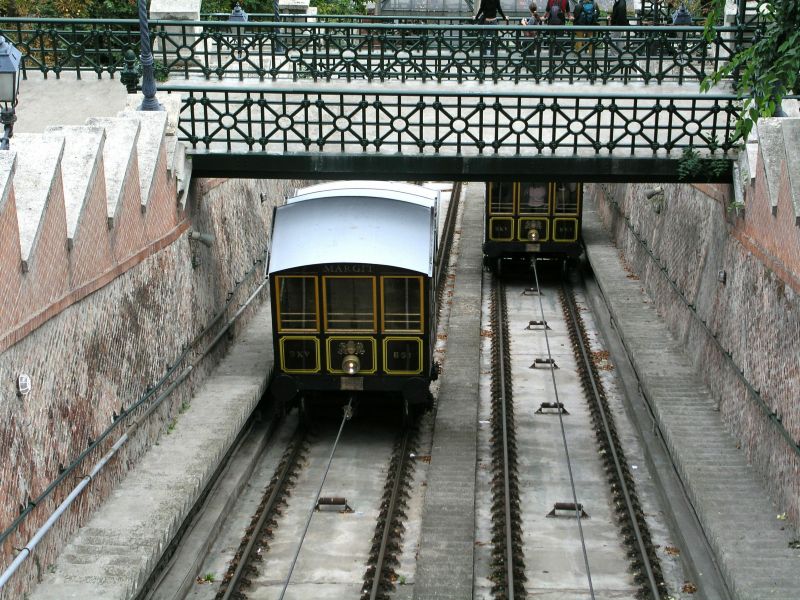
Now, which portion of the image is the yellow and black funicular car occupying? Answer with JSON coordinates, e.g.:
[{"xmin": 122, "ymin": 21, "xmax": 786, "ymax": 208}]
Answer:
[
  {"xmin": 268, "ymin": 182, "xmax": 440, "ymax": 412},
  {"xmin": 483, "ymin": 181, "xmax": 583, "ymax": 268}
]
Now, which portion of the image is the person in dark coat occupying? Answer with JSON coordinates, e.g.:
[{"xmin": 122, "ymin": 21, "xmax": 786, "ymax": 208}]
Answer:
[
  {"xmin": 475, "ymin": 0, "xmax": 509, "ymax": 24},
  {"xmin": 610, "ymin": 0, "xmax": 630, "ymax": 25}
]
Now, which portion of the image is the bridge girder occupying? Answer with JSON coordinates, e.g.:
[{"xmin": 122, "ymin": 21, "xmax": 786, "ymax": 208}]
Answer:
[{"xmin": 189, "ymin": 151, "xmax": 732, "ymax": 184}]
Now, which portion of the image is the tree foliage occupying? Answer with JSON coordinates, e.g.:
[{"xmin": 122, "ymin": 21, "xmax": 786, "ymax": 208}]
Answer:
[
  {"xmin": 1, "ymin": 0, "xmax": 367, "ymax": 18},
  {"xmin": 701, "ymin": 0, "xmax": 800, "ymax": 141}
]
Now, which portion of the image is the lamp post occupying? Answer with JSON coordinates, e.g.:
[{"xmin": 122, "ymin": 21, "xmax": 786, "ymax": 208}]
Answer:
[
  {"xmin": 672, "ymin": 3, "xmax": 693, "ymax": 26},
  {"xmin": 0, "ymin": 36, "xmax": 21, "ymax": 151},
  {"xmin": 137, "ymin": 0, "xmax": 163, "ymax": 111},
  {"xmin": 230, "ymin": 2, "xmax": 249, "ymax": 22},
  {"xmin": 271, "ymin": 0, "xmax": 284, "ymax": 53}
]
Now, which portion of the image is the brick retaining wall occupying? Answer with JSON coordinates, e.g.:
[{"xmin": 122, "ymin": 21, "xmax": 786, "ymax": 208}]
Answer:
[
  {"xmin": 588, "ymin": 182, "xmax": 800, "ymax": 531},
  {"xmin": 0, "ymin": 177, "xmax": 305, "ymax": 599}
]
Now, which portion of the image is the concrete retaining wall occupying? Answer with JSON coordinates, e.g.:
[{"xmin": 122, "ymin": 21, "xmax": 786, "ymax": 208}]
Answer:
[
  {"xmin": 0, "ymin": 176, "xmax": 304, "ymax": 599},
  {"xmin": 587, "ymin": 180, "xmax": 800, "ymax": 530}
]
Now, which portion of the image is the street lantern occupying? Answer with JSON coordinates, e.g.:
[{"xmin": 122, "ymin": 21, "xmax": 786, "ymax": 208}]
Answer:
[
  {"xmin": 230, "ymin": 2, "xmax": 249, "ymax": 22},
  {"xmin": 0, "ymin": 36, "xmax": 21, "ymax": 105},
  {"xmin": 672, "ymin": 3, "xmax": 693, "ymax": 26},
  {"xmin": 0, "ymin": 36, "xmax": 22, "ymax": 150}
]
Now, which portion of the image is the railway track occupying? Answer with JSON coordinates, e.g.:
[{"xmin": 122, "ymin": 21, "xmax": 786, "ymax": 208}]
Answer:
[
  {"xmin": 187, "ymin": 401, "xmax": 412, "ymax": 600},
  {"xmin": 360, "ymin": 423, "xmax": 418, "ymax": 600},
  {"xmin": 139, "ymin": 182, "xmax": 463, "ymax": 600},
  {"xmin": 488, "ymin": 281, "xmax": 526, "ymax": 599},
  {"xmin": 215, "ymin": 425, "xmax": 308, "ymax": 600},
  {"xmin": 481, "ymin": 263, "xmax": 668, "ymax": 599},
  {"xmin": 559, "ymin": 276, "xmax": 665, "ymax": 599}
]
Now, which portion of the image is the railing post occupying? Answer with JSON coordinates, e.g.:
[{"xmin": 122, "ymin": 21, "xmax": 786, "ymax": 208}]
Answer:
[
  {"xmin": 137, "ymin": 0, "xmax": 162, "ymax": 110},
  {"xmin": 732, "ymin": 0, "xmax": 747, "ymax": 87}
]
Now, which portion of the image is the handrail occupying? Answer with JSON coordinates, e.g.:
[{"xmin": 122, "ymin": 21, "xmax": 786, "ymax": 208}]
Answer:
[{"xmin": 0, "ymin": 16, "xmax": 755, "ymax": 30}]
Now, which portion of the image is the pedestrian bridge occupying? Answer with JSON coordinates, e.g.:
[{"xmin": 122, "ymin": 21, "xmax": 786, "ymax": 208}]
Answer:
[{"xmin": 1, "ymin": 15, "xmax": 763, "ymax": 181}]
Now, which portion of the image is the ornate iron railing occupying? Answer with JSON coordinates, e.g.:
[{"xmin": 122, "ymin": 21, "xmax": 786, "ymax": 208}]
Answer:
[
  {"xmin": 0, "ymin": 17, "xmax": 748, "ymax": 85},
  {"xmin": 164, "ymin": 83, "xmax": 740, "ymax": 156},
  {"xmin": 0, "ymin": 18, "xmax": 140, "ymax": 78}
]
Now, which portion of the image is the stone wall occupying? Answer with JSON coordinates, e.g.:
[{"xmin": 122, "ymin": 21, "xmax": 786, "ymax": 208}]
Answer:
[
  {"xmin": 587, "ymin": 181, "xmax": 800, "ymax": 529},
  {"xmin": 0, "ymin": 176, "xmax": 305, "ymax": 599}
]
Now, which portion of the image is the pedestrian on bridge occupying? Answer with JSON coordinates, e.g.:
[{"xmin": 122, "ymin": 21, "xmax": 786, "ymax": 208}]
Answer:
[
  {"xmin": 610, "ymin": 0, "xmax": 630, "ymax": 25},
  {"xmin": 544, "ymin": 0, "xmax": 570, "ymax": 24},
  {"xmin": 609, "ymin": 0, "xmax": 630, "ymax": 52},
  {"xmin": 521, "ymin": 2, "xmax": 542, "ymax": 26},
  {"xmin": 475, "ymin": 0, "xmax": 510, "ymax": 25},
  {"xmin": 573, "ymin": 0, "xmax": 600, "ymax": 51},
  {"xmin": 475, "ymin": 0, "xmax": 510, "ymax": 59}
]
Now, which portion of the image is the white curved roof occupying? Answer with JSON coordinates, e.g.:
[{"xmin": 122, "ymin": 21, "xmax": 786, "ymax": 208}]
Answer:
[
  {"xmin": 268, "ymin": 195, "xmax": 435, "ymax": 276},
  {"xmin": 289, "ymin": 180, "xmax": 439, "ymax": 209}
]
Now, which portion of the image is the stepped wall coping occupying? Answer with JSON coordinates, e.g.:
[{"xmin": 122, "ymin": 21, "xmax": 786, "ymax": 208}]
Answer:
[
  {"xmin": 85, "ymin": 117, "xmax": 140, "ymax": 226},
  {"xmin": 120, "ymin": 111, "xmax": 168, "ymax": 212},
  {"xmin": 44, "ymin": 125, "xmax": 106, "ymax": 245},
  {"xmin": 12, "ymin": 134, "xmax": 65, "ymax": 268},
  {"xmin": 0, "ymin": 151, "xmax": 15, "ymax": 214}
]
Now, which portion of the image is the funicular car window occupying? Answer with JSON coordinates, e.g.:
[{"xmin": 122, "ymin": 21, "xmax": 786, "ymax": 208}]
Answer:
[
  {"xmin": 382, "ymin": 276, "xmax": 423, "ymax": 332},
  {"xmin": 324, "ymin": 276, "xmax": 376, "ymax": 331},
  {"xmin": 277, "ymin": 276, "xmax": 318, "ymax": 331},
  {"xmin": 554, "ymin": 183, "xmax": 580, "ymax": 215},
  {"xmin": 489, "ymin": 182, "xmax": 515, "ymax": 214},
  {"xmin": 518, "ymin": 182, "xmax": 550, "ymax": 215}
]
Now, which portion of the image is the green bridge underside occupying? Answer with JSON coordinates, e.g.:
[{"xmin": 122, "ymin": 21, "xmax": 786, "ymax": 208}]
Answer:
[{"xmin": 188, "ymin": 152, "xmax": 732, "ymax": 183}]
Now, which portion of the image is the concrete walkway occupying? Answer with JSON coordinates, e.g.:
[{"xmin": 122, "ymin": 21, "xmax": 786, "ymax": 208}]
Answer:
[
  {"xmin": 412, "ymin": 184, "xmax": 483, "ymax": 599},
  {"xmin": 582, "ymin": 201, "xmax": 800, "ymax": 600},
  {"xmin": 15, "ymin": 71, "xmax": 131, "ymax": 134},
  {"xmin": 28, "ymin": 304, "xmax": 273, "ymax": 600}
]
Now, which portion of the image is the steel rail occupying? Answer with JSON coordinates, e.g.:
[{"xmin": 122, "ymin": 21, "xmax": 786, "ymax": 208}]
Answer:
[
  {"xmin": 219, "ymin": 424, "xmax": 306, "ymax": 600},
  {"xmin": 0, "ymin": 16, "xmax": 744, "ymax": 31},
  {"xmin": 493, "ymin": 279, "xmax": 516, "ymax": 600},
  {"xmin": 560, "ymin": 278, "xmax": 661, "ymax": 599},
  {"xmin": 434, "ymin": 181, "xmax": 462, "ymax": 306},
  {"xmin": 530, "ymin": 259, "xmax": 596, "ymax": 599},
  {"xmin": 367, "ymin": 425, "xmax": 413, "ymax": 600}
]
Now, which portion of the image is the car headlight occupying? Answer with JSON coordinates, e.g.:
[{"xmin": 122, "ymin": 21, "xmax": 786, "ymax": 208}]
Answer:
[{"xmin": 342, "ymin": 354, "xmax": 360, "ymax": 375}]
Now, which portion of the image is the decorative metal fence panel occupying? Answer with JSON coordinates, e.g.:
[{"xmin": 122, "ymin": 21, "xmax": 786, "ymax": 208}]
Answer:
[
  {"xmin": 0, "ymin": 18, "xmax": 140, "ymax": 78},
  {"xmin": 163, "ymin": 83, "xmax": 740, "ymax": 157},
  {"xmin": 0, "ymin": 17, "xmax": 747, "ymax": 86}
]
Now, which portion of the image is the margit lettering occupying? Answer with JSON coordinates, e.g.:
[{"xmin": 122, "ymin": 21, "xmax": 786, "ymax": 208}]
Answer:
[{"xmin": 322, "ymin": 264, "xmax": 374, "ymax": 273}]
